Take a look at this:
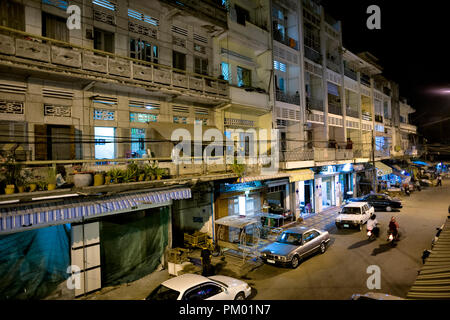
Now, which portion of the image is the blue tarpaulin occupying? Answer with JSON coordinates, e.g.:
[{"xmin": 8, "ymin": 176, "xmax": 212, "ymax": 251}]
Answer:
[{"xmin": 0, "ymin": 224, "xmax": 70, "ymax": 299}]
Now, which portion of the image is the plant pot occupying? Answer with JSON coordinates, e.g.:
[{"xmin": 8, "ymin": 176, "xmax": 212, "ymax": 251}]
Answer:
[
  {"xmin": 94, "ymin": 173, "xmax": 104, "ymax": 186},
  {"xmin": 17, "ymin": 186, "xmax": 25, "ymax": 193},
  {"xmin": 4, "ymin": 185, "xmax": 15, "ymax": 195},
  {"xmin": 47, "ymin": 183, "xmax": 56, "ymax": 191},
  {"xmin": 29, "ymin": 183, "xmax": 37, "ymax": 192},
  {"xmin": 157, "ymin": 175, "xmax": 162, "ymax": 180},
  {"xmin": 73, "ymin": 173, "xmax": 93, "ymax": 188},
  {"xmin": 138, "ymin": 174, "xmax": 145, "ymax": 181},
  {"xmin": 105, "ymin": 175, "xmax": 111, "ymax": 185}
]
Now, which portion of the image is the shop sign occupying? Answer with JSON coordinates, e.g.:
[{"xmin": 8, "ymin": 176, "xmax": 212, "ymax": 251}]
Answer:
[{"xmin": 220, "ymin": 181, "xmax": 263, "ymax": 193}]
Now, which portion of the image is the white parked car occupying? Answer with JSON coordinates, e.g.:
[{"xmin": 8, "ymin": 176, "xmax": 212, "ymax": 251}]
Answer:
[
  {"xmin": 146, "ymin": 273, "xmax": 252, "ymax": 300},
  {"xmin": 335, "ymin": 202, "xmax": 375, "ymax": 231}
]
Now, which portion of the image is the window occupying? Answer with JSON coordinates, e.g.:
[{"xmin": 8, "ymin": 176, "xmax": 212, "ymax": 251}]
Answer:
[
  {"xmin": 94, "ymin": 28, "xmax": 114, "ymax": 53},
  {"xmin": 195, "ymin": 118, "xmax": 208, "ymax": 126},
  {"xmin": 237, "ymin": 66, "xmax": 251, "ymax": 87},
  {"xmin": 173, "ymin": 116, "xmax": 187, "ymax": 124},
  {"xmin": 274, "ymin": 61, "xmax": 286, "ymax": 72},
  {"xmin": 173, "ymin": 51, "xmax": 186, "ymax": 70},
  {"xmin": 131, "ymin": 128, "xmax": 145, "ymax": 158},
  {"xmin": 130, "ymin": 112, "xmax": 157, "ymax": 123},
  {"xmin": 303, "ymin": 231, "xmax": 315, "ymax": 243},
  {"xmin": 95, "ymin": 127, "xmax": 115, "ymax": 160},
  {"xmin": 221, "ymin": 62, "xmax": 231, "ymax": 82},
  {"xmin": 42, "ymin": 12, "xmax": 68, "ymax": 41},
  {"xmin": 235, "ymin": 5, "xmax": 250, "ymax": 25},
  {"xmin": 0, "ymin": 1, "xmax": 25, "ymax": 31},
  {"xmin": 183, "ymin": 284, "xmax": 223, "ymax": 300},
  {"xmin": 128, "ymin": 8, "xmax": 158, "ymax": 26},
  {"xmin": 194, "ymin": 57, "xmax": 208, "ymax": 75},
  {"xmin": 278, "ymin": 77, "xmax": 285, "ymax": 92},
  {"xmin": 130, "ymin": 37, "xmax": 158, "ymax": 63}
]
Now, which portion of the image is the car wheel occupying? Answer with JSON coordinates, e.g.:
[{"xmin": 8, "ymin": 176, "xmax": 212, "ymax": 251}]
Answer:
[
  {"xmin": 234, "ymin": 292, "xmax": 245, "ymax": 300},
  {"xmin": 291, "ymin": 255, "xmax": 300, "ymax": 269},
  {"xmin": 320, "ymin": 242, "xmax": 327, "ymax": 254},
  {"xmin": 386, "ymin": 206, "xmax": 392, "ymax": 212}
]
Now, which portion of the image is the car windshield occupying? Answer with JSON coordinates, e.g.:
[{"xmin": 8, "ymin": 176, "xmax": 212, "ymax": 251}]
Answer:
[
  {"xmin": 146, "ymin": 284, "xmax": 180, "ymax": 300},
  {"xmin": 276, "ymin": 232, "xmax": 302, "ymax": 245},
  {"xmin": 341, "ymin": 207, "xmax": 361, "ymax": 214}
]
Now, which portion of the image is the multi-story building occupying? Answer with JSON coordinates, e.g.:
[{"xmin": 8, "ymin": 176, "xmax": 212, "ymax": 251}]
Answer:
[{"xmin": 0, "ymin": 0, "xmax": 419, "ymax": 299}]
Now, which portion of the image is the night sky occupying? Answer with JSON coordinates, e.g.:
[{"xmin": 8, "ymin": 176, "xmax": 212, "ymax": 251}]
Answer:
[{"xmin": 319, "ymin": 0, "xmax": 450, "ymax": 143}]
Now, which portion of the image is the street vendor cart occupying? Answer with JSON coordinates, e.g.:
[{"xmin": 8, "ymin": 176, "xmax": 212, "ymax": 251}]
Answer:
[{"xmin": 214, "ymin": 215, "xmax": 262, "ymax": 264}]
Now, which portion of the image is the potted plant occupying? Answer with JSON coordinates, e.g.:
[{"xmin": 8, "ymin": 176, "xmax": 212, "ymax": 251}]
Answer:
[
  {"xmin": 72, "ymin": 165, "xmax": 93, "ymax": 188},
  {"xmin": 154, "ymin": 167, "xmax": 166, "ymax": 180},
  {"xmin": 231, "ymin": 159, "xmax": 246, "ymax": 179},
  {"xmin": 28, "ymin": 180, "xmax": 38, "ymax": 192},
  {"xmin": 47, "ymin": 167, "xmax": 57, "ymax": 191},
  {"xmin": 1, "ymin": 154, "xmax": 21, "ymax": 194},
  {"xmin": 144, "ymin": 163, "xmax": 156, "ymax": 181},
  {"xmin": 16, "ymin": 168, "xmax": 32, "ymax": 193},
  {"xmin": 109, "ymin": 168, "xmax": 123, "ymax": 184},
  {"xmin": 37, "ymin": 180, "xmax": 47, "ymax": 191},
  {"xmin": 123, "ymin": 162, "xmax": 139, "ymax": 183},
  {"xmin": 94, "ymin": 171, "xmax": 105, "ymax": 186}
]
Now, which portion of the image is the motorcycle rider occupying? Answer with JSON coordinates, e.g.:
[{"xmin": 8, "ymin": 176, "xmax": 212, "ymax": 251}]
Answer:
[
  {"xmin": 367, "ymin": 214, "xmax": 379, "ymax": 237},
  {"xmin": 388, "ymin": 216, "xmax": 399, "ymax": 241}
]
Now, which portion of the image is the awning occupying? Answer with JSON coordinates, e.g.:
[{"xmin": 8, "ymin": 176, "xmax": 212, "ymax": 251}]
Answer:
[
  {"xmin": 237, "ymin": 173, "xmax": 291, "ymax": 183},
  {"xmin": 413, "ymin": 161, "xmax": 431, "ymax": 167},
  {"xmin": 0, "ymin": 188, "xmax": 191, "ymax": 233},
  {"xmin": 148, "ymin": 122, "xmax": 220, "ymax": 141},
  {"xmin": 289, "ymin": 169, "xmax": 315, "ymax": 182},
  {"xmin": 327, "ymin": 82, "xmax": 339, "ymax": 96},
  {"xmin": 407, "ymin": 218, "xmax": 450, "ymax": 299},
  {"xmin": 392, "ymin": 172, "xmax": 411, "ymax": 183},
  {"xmin": 375, "ymin": 162, "xmax": 393, "ymax": 176}
]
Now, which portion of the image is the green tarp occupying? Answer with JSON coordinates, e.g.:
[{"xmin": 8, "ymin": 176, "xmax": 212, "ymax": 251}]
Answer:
[{"xmin": 100, "ymin": 207, "xmax": 169, "ymax": 287}]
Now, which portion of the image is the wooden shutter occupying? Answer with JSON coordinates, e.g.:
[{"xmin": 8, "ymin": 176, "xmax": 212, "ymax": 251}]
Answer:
[
  {"xmin": 34, "ymin": 124, "xmax": 48, "ymax": 160},
  {"xmin": 0, "ymin": 1, "xmax": 25, "ymax": 31}
]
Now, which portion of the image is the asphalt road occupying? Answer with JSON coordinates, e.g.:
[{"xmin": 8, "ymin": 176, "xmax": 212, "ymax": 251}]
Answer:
[{"xmin": 246, "ymin": 180, "xmax": 450, "ymax": 300}]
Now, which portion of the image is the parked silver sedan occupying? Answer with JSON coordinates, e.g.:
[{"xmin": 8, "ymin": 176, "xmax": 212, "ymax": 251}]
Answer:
[{"xmin": 260, "ymin": 227, "xmax": 330, "ymax": 268}]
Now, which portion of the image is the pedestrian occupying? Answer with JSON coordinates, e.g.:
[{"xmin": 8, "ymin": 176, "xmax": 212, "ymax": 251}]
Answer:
[
  {"xmin": 201, "ymin": 247, "xmax": 212, "ymax": 276},
  {"xmin": 437, "ymin": 175, "xmax": 442, "ymax": 187}
]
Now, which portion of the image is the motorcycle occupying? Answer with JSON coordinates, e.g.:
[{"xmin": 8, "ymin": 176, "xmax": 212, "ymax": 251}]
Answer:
[
  {"xmin": 387, "ymin": 229, "xmax": 400, "ymax": 246},
  {"xmin": 367, "ymin": 224, "xmax": 379, "ymax": 241}
]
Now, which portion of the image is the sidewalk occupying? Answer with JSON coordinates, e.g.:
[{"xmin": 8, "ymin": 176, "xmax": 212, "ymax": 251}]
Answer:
[{"xmin": 298, "ymin": 206, "xmax": 343, "ymax": 231}]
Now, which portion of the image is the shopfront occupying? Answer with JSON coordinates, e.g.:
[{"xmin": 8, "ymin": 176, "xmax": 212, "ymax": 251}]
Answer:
[
  {"xmin": 290, "ymin": 169, "xmax": 315, "ymax": 218},
  {"xmin": 355, "ymin": 163, "xmax": 376, "ymax": 196}
]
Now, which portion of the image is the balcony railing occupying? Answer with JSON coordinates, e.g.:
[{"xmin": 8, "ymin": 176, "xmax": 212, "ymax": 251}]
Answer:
[
  {"xmin": 328, "ymin": 101, "xmax": 342, "ymax": 115},
  {"xmin": 280, "ymin": 148, "xmax": 314, "ymax": 162},
  {"xmin": 354, "ymin": 149, "xmax": 371, "ymax": 158},
  {"xmin": 0, "ymin": 26, "xmax": 229, "ymax": 102},
  {"xmin": 314, "ymin": 148, "xmax": 336, "ymax": 162},
  {"xmin": 276, "ymin": 90, "xmax": 300, "ymax": 105},
  {"xmin": 336, "ymin": 149, "xmax": 353, "ymax": 160},
  {"xmin": 346, "ymin": 108, "xmax": 359, "ymax": 118},
  {"xmin": 344, "ymin": 67, "xmax": 357, "ymax": 81},
  {"xmin": 304, "ymin": 46, "xmax": 322, "ymax": 64},
  {"xmin": 306, "ymin": 97, "xmax": 324, "ymax": 111},
  {"xmin": 273, "ymin": 32, "xmax": 299, "ymax": 50},
  {"xmin": 360, "ymin": 74, "xmax": 371, "ymax": 87},
  {"xmin": 326, "ymin": 59, "xmax": 341, "ymax": 73},
  {"xmin": 362, "ymin": 112, "xmax": 372, "ymax": 121}
]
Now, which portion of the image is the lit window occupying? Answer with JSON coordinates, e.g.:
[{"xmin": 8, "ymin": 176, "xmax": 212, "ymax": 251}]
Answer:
[
  {"xmin": 173, "ymin": 116, "xmax": 187, "ymax": 124},
  {"xmin": 128, "ymin": 8, "xmax": 159, "ymax": 26},
  {"xmin": 130, "ymin": 112, "xmax": 157, "ymax": 123},
  {"xmin": 221, "ymin": 62, "xmax": 230, "ymax": 81},
  {"xmin": 93, "ymin": 0, "xmax": 116, "ymax": 11}
]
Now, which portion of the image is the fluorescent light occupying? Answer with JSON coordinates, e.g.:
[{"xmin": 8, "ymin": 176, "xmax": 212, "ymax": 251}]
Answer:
[
  {"xmin": 32, "ymin": 193, "xmax": 80, "ymax": 201},
  {"xmin": 0, "ymin": 200, "xmax": 20, "ymax": 205}
]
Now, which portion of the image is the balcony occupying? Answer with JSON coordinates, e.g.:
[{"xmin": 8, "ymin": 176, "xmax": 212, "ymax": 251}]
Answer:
[
  {"xmin": 304, "ymin": 46, "xmax": 322, "ymax": 64},
  {"xmin": 314, "ymin": 148, "xmax": 336, "ymax": 162},
  {"xmin": 354, "ymin": 149, "xmax": 371, "ymax": 159},
  {"xmin": 346, "ymin": 107, "xmax": 359, "ymax": 118},
  {"xmin": 230, "ymin": 86, "xmax": 270, "ymax": 111},
  {"xmin": 0, "ymin": 26, "xmax": 228, "ymax": 104},
  {"xmin": 328, "ymin": 101, "xmax": 342, "ymax": 115},
  {"xmin": 375, "ymin": 115, "xmax": 383, "ymax": 123},
  {"xmin": 273, "ymin": 32, "xmax": 299, "ymax": 50},
  {"xmin": 344, "ymin": 67, "xmax": 357, "ymax": 81},
  {"xmin": 276, "ymin": 90, "xmax": 300, "ymax": 105},
  {"xmin": 306, "ymin": 97, "xmax": 324, "ymax": 112},
  {"xmin": 280, "ymin": 148, "xmax": 314, "ymax": 162},
  {"xmin": 228, "ymin": 18, "xmax": 269, "ymax": 51},
  {"xmin": 400, "ymin": 123, "xmax": 417, "ymax": 134},
  {"xmin": 375, "ymin": 149, "xmax": 390, "ymax": 158}
]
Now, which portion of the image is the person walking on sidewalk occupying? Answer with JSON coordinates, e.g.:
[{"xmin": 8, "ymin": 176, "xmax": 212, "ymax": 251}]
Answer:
[
  {"xmin": 201, "ymin": 247, "xmax": 213, "ymax": 276},
  {"xmin": 437, "ymin": 174, "xmax": 442, "ymax": 187}
]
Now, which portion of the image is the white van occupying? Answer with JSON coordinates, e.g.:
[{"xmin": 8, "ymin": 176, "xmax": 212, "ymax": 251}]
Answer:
[{"xmin": 335, "ymin": 202, "xmax": 374, "ymax": 231}]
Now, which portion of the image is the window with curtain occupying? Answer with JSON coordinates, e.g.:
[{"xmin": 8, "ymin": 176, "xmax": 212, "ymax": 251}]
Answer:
[
  {"xmin": 42, "ymin": 12, "xmax": 68, "ymax": 42},
  {"xmin": 237, "ymin": 66, "xmax": 251, "ymax": 87}
]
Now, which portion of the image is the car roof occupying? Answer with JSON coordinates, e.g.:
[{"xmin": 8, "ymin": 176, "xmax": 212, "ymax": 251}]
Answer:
[
  {"xmin": 345, "ymin": 202, "xmax": 367, "ymax": 207},
  {"xmin": 283, "ymin": 226, "xmax": 315, "ymax": 234},
  {"xmin": 161, "ymin": 274, "xmax": 209, "ymax": 292}
]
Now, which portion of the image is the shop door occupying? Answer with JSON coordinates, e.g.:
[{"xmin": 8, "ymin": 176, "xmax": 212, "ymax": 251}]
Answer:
[
  {"xmin": 71, "ymin": 222, "xmax": 101, "ymax": 297},
  {"xmin": 49, "ymin": 125, "xmax": 75, "ymax": 160},
  {"xmin": 100, "ymin": 207, "xmax": 169, "ymax": 286}
]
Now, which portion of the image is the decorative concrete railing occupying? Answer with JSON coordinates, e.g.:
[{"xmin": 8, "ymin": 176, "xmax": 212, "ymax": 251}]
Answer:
[
  {"xmin": 0, "ymin": 26, "xmax": 229, "ymax": 103},
  {"xmin": 281, "ymin": 149, "xmax": 314, "ymax": 162}
]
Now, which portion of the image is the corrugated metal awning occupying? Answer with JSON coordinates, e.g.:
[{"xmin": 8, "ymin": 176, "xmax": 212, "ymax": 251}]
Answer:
[
  {"xmin": 407, "ymin": 218, "xmax": 450, "ymax": 299},
  {"xmin": 375, "ymin": 161, "xmax": 392, "ymax": 176},
  {"xmin": 0, "ymin": 187, "xmax": 191, "ymax": 233},
  {"xmin": 289, "ymin": 169, "xmax": 315, "ymax": 182}
]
